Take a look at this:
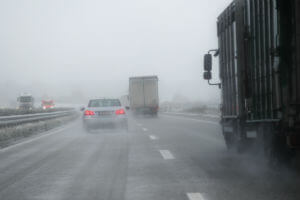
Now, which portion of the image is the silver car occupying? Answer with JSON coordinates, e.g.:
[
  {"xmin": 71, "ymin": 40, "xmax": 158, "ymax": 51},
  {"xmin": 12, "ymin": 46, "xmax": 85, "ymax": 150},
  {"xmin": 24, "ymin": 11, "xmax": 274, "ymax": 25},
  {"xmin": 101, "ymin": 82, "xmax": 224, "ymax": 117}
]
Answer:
[{"xmin": 82, "ymin": 99, "xmax": 128, "ymax": 131}]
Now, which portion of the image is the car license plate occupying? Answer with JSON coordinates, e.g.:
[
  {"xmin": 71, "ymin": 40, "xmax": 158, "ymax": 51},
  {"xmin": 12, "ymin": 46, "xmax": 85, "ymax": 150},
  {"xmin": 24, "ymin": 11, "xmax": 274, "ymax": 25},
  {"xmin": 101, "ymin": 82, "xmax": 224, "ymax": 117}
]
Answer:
[{"xmin": 98, "ymin": 111, "xmax": 112, "ymax": 115}]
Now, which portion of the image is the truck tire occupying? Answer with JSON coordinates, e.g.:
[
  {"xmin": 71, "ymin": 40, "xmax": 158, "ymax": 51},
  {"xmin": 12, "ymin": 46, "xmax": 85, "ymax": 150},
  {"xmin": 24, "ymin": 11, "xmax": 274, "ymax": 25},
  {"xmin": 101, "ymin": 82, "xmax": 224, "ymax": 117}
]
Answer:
[
  {"xmin": 264, "ymin": 133, "xmax": 294, "ymax": 166},
  {"xmin": 223, "ymin": 131, "xmax": 235, "ymax": 151},
  {"xmin": 152, "ymin": 112, "xmax": 158, "ymax": 118},
  {"xmin": 223, "ymin": 127, "xmax": 252, "ymax": 153},
  {"xmin": 236, "ymin": 139, "xmax": 254, "ymax": 154},
  {"xmin": 222, "ymin": 123, "xmax": 243, "ymax": 152}
]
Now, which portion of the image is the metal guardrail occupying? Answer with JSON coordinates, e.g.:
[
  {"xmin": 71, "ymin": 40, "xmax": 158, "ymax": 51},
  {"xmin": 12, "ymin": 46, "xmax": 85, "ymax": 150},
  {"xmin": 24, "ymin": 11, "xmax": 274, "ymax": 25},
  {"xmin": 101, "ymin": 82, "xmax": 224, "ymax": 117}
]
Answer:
[{"xmin": 0, "ymin": 110, "xmax": 77, "ymax": 127}]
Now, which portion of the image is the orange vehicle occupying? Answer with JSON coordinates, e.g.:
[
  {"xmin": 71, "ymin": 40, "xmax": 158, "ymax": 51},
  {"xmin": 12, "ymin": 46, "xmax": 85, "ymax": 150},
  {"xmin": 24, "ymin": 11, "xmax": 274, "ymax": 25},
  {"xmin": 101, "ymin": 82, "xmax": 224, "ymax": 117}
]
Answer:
[{"xmin": 41, "ymin": 100, "xmax": 55, "ymax": 110}]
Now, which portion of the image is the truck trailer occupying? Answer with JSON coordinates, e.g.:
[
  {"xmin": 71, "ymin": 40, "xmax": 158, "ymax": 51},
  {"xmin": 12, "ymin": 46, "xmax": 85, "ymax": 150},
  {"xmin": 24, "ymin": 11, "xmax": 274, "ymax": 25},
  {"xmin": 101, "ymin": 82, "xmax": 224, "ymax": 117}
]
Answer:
[
  {"xmin": 129, "ymin": 76, "xmax": 159, "ymax": 115},
  {"xmin": 203, "ymin": 0, "xmax": 300, "ymax": 162}
]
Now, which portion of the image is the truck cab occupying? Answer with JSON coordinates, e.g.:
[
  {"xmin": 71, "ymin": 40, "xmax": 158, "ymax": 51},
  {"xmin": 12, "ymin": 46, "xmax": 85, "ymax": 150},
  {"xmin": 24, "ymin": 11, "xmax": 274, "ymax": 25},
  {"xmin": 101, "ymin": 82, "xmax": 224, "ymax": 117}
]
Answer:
[{"xmin": 17, "ymin": 93, "xmax": 34, "ymax": 110}]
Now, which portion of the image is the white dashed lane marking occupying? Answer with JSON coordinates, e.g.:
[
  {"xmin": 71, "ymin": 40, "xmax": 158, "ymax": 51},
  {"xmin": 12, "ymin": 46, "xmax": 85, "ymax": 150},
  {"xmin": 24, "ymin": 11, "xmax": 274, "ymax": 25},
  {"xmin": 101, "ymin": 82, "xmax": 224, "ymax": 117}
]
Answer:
[
  {"xmin": 149, "ymin": 135, "xmax": 158, "ymax": 140},
  {"xmin": 159, "ymin": 150, "xmax": 175, "ymax": 160},
  {"xmin": 137, "ymin": 123, "xmax": 142, "ymax": 126},
  {"xmin": 142, "ymin": 128, "xmax": 148, "ymax": 131},
  {"xmin": 187, "ymin": 193, "xmax": 205, "ymax": 200}
]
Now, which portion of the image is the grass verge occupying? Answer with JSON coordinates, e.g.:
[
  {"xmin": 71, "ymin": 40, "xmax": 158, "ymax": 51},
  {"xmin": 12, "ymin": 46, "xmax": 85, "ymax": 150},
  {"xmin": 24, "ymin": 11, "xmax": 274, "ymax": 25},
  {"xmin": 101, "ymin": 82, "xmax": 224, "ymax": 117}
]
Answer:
[{"xmin": 0, "ymin": 114, "xmax": 78, "ymax": 148}]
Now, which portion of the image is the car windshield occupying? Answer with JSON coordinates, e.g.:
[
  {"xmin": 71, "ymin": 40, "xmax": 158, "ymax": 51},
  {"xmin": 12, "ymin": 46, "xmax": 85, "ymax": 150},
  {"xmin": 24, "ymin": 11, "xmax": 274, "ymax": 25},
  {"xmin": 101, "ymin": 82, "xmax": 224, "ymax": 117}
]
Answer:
[{"xmin": 88, "ymin": 99, "xmax": 121, "ymax": 107}]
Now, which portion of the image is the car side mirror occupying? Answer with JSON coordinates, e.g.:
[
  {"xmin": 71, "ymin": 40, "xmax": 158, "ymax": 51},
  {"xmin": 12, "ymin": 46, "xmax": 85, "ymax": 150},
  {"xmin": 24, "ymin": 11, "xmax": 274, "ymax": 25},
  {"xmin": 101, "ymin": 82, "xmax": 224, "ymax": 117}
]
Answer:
[
  {"xmin": 125, "ymin": 106, "xmax": 130, "ymax": 110},
  {"xmin": 204, "ymin": 54, "xmax": 212, "ymax": 72},
  {"xmin": 80, "ymin": 107, "xmax": 85, "ymax": 111}
]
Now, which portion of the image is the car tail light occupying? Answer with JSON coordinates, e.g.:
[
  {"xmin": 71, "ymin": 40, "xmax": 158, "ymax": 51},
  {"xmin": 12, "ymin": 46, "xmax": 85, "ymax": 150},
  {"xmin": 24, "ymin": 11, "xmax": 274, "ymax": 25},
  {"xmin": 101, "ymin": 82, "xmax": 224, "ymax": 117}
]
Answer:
[
  {"xmin": 84, "ymin": 110, "xmax": 95, "ymax": 116},
  {"xmin": 115, "ymin": 109, "xmax": 125, "ymax": 115}
]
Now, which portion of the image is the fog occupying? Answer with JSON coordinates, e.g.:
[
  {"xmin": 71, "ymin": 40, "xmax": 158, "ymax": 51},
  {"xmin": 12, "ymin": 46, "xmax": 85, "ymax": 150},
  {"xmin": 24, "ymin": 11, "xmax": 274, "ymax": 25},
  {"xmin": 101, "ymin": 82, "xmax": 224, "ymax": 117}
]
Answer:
[{"xmin": 0, "ymin": 0, "xmax": 232, "ymax": 106}]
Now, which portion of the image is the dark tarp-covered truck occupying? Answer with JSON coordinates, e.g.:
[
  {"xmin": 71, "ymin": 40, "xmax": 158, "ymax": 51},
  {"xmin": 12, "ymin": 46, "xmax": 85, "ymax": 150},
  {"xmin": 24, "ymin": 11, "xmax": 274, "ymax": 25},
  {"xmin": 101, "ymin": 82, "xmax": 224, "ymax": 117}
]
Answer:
[{"xmin": 203, "ymin": 0, "xmax": 300, "ymax": 163}]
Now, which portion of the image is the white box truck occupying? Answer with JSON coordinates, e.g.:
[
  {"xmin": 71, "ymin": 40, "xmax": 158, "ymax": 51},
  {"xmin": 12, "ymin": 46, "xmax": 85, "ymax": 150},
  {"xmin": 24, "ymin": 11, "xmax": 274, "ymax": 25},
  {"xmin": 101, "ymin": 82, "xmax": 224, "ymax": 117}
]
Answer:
[
  {"xmin": 129, "ymin": 76, "xmax": 159, "ymax": 115},
  {"xmin": 120, "ymin": 95, "xmax": 130, "ymax": 109}
]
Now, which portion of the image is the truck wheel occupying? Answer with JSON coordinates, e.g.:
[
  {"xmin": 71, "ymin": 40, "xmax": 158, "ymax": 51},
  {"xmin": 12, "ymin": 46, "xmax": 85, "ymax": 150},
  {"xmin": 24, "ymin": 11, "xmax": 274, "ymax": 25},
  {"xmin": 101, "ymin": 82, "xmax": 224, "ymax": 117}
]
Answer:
[
  {"xmin": 224, "ymin": 130, "xmax": 251, "ymax": 153},
  {"xmin": 223, "ymin": 131, "xmax": 235, "ymax": 151},
  {"xmin": 152, "ymin": 112, "xmax": 158, "ymax": 118},
  {"xmin": 236, "ymin": 139, "xmax": 253, "ymax": 153},
  {"xmin": 264, "ymin": 133, "xmax": 294, "ymax": 166}
]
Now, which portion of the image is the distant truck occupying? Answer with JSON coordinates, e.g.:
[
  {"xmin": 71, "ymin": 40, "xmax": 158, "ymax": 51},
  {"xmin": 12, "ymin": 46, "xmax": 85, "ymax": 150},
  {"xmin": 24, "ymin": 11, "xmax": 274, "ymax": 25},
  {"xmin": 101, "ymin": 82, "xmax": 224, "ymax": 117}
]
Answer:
[
  {"xmin": 41, "ymin": 100, "xmax": 55, "ymax": 110},
  {"xmin": 17, "ymin": 93, "xmax": 34, "ymax": 110},
  {"xmin": 129, "ymin": 76, "xmax": 159, "ymax": 115},
  {"xmin": 203, "ymin": 0, "xmax": 300, "ymax": 162}
]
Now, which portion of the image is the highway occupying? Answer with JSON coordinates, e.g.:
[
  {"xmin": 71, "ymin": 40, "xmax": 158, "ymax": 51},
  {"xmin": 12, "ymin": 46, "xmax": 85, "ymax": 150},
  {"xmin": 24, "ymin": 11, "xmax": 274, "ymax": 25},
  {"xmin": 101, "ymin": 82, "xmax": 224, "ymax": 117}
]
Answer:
[{"xmin": 0, "ymin": 114, "xmax": 300, "ymax": 200}]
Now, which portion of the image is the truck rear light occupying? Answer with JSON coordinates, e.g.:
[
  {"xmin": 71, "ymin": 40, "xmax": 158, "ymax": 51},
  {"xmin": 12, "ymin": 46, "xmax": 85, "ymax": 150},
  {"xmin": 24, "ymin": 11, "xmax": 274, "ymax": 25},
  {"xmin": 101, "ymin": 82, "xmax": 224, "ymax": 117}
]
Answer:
[
  {"xmin": 84, "ymin": 110, "xmax": 95, "ymax": 116},
  {"xmin": 115, "ymin": 109, "xmax": 125, "ymax": 115}
]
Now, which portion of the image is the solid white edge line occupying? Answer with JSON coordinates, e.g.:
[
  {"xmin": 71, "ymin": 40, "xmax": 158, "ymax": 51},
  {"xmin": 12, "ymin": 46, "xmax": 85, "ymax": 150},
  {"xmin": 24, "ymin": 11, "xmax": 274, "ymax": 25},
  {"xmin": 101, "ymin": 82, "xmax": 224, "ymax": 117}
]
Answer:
[
  {"xmin": 159, "ymin": 150, "xmax": 175, "ymax": 160},
  {"xmin": 161, "ymin": 114, "xmax": 219, "ymax": 125},
  {"xmin": 187, "ymin": 193, "xmax": 205, "ymax": 200},
  {"xmin": 0, "ymin": 122, "xmax": 74, "ymax": 152},
  {"xmin": 164, "ymin": 112, "xmax": 219, "ymax": 119}
]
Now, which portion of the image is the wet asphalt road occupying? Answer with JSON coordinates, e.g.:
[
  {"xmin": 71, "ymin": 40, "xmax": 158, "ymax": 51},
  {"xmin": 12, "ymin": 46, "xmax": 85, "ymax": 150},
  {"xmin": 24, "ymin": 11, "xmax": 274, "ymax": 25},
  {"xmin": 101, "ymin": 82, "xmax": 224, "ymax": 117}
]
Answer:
[{"xmin": 0, "ymin": 114, "xmax": 300, "ymax": 200}]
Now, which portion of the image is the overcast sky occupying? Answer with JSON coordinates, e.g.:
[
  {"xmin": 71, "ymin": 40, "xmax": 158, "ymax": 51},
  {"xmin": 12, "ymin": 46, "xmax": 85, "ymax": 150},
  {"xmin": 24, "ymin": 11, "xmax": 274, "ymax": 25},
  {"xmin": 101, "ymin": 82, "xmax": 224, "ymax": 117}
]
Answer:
[{"xmin": 0, "ymin": 0, "xmax": 231, "ymax": 105}]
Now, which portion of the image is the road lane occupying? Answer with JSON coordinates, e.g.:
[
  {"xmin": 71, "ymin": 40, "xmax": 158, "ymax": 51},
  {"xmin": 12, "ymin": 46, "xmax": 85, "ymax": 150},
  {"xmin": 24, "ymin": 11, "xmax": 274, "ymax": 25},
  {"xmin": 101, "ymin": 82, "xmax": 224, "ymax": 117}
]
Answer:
[
  {"xmin": 0, "ymin": 122, "xmax": 130, "ymax": 200},
  {"xmin": 0, "ymin": 115, "xmax": 299, "ymax": 200},
  {"xmin": 137, "ymin": 114, "xmax": 300, "ymax": 200}
]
